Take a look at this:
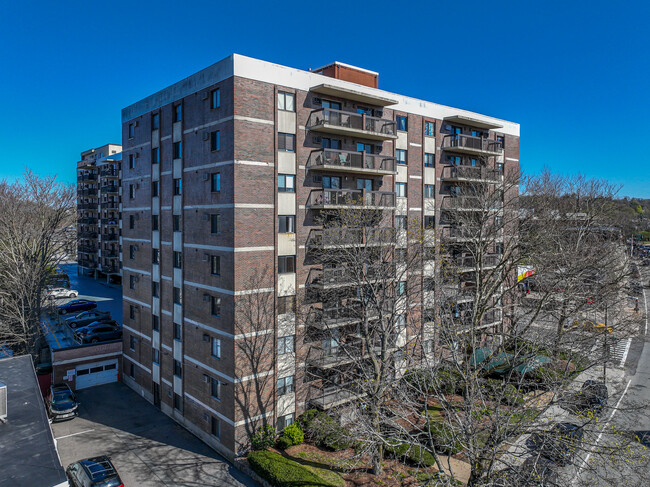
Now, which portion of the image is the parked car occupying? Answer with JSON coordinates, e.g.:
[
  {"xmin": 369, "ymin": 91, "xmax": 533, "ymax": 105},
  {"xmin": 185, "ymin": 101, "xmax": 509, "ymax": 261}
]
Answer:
[
  {"xmin": 74, "ymin": 321, "xmax": 122, "ymax": 344},
  {"xmin": 566, "ymin": 319, "xmax": 613, "ymax": 334},
  {"xmin": 518, "ymin": 455, "xmax": 559, "ymax": 486},
  {"xmin": 527, "ymin": 422, "xmax": 584, "ymax": 466},
  {"xmin": 58, "ymin": 299, "xmax": 97, "ymax": 315},
  {"xmin": 66, "ymin": 456, "xmax": 123, "ymax": 487},
  {"xmin": 65, "ymin": 310, "xmax": 112, "ymax": 329},
  {"xmin": 46, "ymin": 287, "xmax": 78, "ymax": 299},
  {"xmin": 45, "ymin": 383, "xmax": 79, "ymax": 421},
  {"xmin": 576, "ymin": 380, "xmax": 608, "ymax": 414}
]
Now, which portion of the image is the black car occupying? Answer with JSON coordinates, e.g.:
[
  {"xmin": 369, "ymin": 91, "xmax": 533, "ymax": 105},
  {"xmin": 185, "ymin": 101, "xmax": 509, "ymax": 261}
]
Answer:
[
  {"xmin": 58, "ymin": 299, "xmax": 97, "ymax": 315},
  {"xmin": 519, "ymin": 456, "xmax": 559, "ymax": 486},
  {"xmin": 66, "ymin": 310, "xmax": 112, "ymax": 329},
  {"xmin": 45, "ymin": 383, "xmax": 79, "ymax": 421},
  {"xmin": 66, "ymin": 456, "xmax": 123, "ymax": 487},
  {"xmin": 577, "ymin": 380, "xmax": 608, "ymax": 414},
  {"xmin": 527, "ymin": 422, "xmax": 584, "ymax": 466},
  {"xmin": 74, "ymin": 321, "xmax": 122, "ymax": 344}
]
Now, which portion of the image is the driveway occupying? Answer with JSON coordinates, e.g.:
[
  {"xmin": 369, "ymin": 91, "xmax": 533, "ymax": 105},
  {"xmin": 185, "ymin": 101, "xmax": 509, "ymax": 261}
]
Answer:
[{"xmin": 51, "ymin": 383, "xmax": 257, "ymax": 487}]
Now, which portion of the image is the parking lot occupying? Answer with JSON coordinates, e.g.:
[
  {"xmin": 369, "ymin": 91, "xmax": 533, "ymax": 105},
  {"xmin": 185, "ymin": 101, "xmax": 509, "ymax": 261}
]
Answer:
[{"xmin": 52, "ymin": 382, "xmax": 257, "ymax": 487}]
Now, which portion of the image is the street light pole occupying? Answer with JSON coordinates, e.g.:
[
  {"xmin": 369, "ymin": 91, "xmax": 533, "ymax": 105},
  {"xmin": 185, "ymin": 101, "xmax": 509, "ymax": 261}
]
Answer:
[{"xmin": 603, "ymin": 301, "xmax": 608, "ymax": 384}]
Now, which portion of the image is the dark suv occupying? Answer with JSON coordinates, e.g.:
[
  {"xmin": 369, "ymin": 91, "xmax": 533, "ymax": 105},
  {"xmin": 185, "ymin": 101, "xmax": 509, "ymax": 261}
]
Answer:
[
  {"xmin": 577, "ymin": 380, "xmax": 608, "ymax": 414},
  {"xmin": 45, "ymin": 383, "xmax": 79, "ymax": 421},
  {"xmin": 527, "ymin": 422, "xmax": 584, "ymax": 466},
  {"xmin": 58, "ymin": 299, "xmax": 97, "ymax": 315},
  {"xmin": 66, "ymin": 310, "xmax": 112, "ymax": 330},
  {"xmin": 66, "ymin": 456, "xmax": 123, "ymax": 487},
  {"xmin": 74, "ymin": 321, "xmax": 122, "ymax": 344}
]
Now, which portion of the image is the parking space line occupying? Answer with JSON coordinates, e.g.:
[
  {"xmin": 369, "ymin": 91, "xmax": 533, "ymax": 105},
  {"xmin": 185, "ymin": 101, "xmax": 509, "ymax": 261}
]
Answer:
[{"xmin": 55, "ymin": 429, "xmax": 95, "ymax": 440}]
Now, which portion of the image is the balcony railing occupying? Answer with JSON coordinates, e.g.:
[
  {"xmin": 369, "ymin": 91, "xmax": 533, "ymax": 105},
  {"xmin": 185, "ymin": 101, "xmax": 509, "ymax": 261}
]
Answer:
[
  {"xmin": 100, "ymin": 265, "xmax": 120, "ymax": 274},
  {"xmin": 442, "ymin": 134, "xmax": 503, "ymax": 155},
  {"xmin": 306, "ymin": 108, "xmax": 397, "ymax": 140},
  {"xmin": 78, "ymin": 232, "xmax": 98, "ymax": 239},
  {"xmin": 101, "ymin": 233, "xmax": 119, "ymax": 242},
  {"xmin": 102, "ymin": 250, "xmax": 119, "ymax": 258},
  {"xmin": 449, "ymin": 254, "xmax": 501, "ymax": 270},
  {"xmin": 306, "ymin": 189, "xmax": 395, "ymax": 210},
  {"xmin": 307, "ymin": 337, "xmax": 399, "ymax": 369},
  {"xmin": 101, "ymin": 201, "xmax": 119, "ymax": 209},
  {"xmin": 308, "ymin": 383, "xmax": 363, "ymax": 410},
  {"xmin": 440, "ymin": 195, "xmax": 482, "ymax": 210},
  {"xmin": 77, "ymin": 245, "xmax": 97, "ymax": 254},
  {"xmin": 306, "ymin": 264, "xmax": 391, "ymax": 289},
  {"xmin": 78, "ymin": 217, "xmax": 97, "ymax": 225},
  {"xmin": 78, "ymin": 260, "xmax": 98, "ymax": 269},
  {"xmin": 77, "ymin": 174, "xmax": 97, "ymax": 182},
  {"xmin": 100, "ymin": 185, "xmax": 118, "ymax": 194},
  {"xmin": 306, "ymin": 149, "xmax": 396, "ymax": 175},
  {"xmin": 306, "ymin": 227, "xmax": 396, "ymax": 250},
  {"xmin": 441, "ymin": 165, "xmax": 501, "ymax": 183},
  {"xmin": 77, "ymin": 203, "xmax": 98, "ymax": 210},
  {"xmin": 100, "ymin": 168, "xmax": 119, "ymax": 178},
  {"xmin": 80, "ymin": 188, "xmax": 98, "ymax": 197}
]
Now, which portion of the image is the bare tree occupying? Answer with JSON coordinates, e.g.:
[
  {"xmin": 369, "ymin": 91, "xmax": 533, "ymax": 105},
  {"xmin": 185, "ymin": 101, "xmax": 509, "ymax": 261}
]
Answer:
[{"xmin": 0, "ymin": 171, "xmax": 75, "ymax": 356}]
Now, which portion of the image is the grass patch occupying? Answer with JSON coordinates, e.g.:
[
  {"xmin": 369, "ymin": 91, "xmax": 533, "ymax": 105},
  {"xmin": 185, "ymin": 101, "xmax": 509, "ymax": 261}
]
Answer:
[{"xmin": 248, "ymin": 450, "xmax": 344, "ymax": 487}]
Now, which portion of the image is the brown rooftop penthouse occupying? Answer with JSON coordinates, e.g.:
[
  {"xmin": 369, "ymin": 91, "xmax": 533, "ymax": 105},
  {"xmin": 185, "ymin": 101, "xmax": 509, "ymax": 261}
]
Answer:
[{"xmin": 119, "ymin": 53, "xmax": 519, "ymax": 459}]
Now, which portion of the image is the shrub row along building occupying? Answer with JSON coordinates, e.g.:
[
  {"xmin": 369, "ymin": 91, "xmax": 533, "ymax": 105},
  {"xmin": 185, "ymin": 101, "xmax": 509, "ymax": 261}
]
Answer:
[{"xmin": 101, "ymin": 54, "xmax": 519, "ymax": 459}]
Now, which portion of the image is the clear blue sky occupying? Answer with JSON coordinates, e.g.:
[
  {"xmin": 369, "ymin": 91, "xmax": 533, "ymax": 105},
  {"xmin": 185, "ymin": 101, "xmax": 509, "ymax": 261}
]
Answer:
[{"xmin": 1, "ymin": 0, "xmax": 648, "ymax": 197}]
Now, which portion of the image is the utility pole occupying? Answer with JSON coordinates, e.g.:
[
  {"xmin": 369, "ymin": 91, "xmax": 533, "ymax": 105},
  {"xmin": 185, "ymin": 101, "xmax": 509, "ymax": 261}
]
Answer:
[{"xmin": 603, "ymin": 301, "xmax": 608, "ymax": 384}]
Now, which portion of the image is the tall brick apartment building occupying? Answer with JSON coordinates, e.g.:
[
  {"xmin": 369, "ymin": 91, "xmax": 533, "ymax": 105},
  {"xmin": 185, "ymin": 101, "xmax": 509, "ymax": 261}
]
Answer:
[
  {"xmin": 77, "ymin": 144, "xmax": 123, "ymax": 284},
  {"xmin": 120, "ymin": 54, "xmax": 520, "ymax": 459}
]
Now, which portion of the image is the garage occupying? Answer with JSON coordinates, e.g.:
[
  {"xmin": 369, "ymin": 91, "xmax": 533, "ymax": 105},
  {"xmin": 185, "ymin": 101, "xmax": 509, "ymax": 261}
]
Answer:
[{"xmin": 76, "ymin": 359, "xmax": 119, "ymax": 389}]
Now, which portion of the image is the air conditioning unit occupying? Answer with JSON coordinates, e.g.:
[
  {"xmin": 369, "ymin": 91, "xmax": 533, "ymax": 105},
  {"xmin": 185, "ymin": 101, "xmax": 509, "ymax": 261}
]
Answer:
[
  {"xmin": 203, "ymin": 374, "xmax": 209, "ymax": 383},
  {"xmin": 202, "ymin": 334, "xmax": 210, "ymax": 342},
  {"xmin": 203, "ymin": 253, "xmax": 210, "ymax": 262},
  {"xmin": 202, "ymin": 294, "xmax": 210, "ymax": 302},
  {"xmin": 0, "ymin": 382, "xmax": 6, "ymax": 422},
  {"xmin": 203, "ymin": 173, "xmax": 210, "ymax": 181},
  {"xmin": 202, "ymin": 132, "xmax": 210, "ymax": 141}
]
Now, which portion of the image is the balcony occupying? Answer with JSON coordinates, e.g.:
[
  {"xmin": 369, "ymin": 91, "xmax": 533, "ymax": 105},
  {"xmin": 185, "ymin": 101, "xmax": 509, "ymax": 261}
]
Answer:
[
  {"xmin": 100, "ymin": 168, "xmax": 119, "ymax": 178},
  {"xmin": 78, "ymin": 232, "xmax": 98, "ymax": 239},
  {"xmin": 442, "ymin": 134, "xmax": 503, "ymax": 156},
  {"xmin": 101, "ymin": 218, "xmax": 119, "ymax": 226},
  {"xmin": 78, "ymin": 260, "xmax": 98, "ymax": 269},
  {"xmin": 101, "ymin": 233, "xmax": 119, "ymax": 242},
  {"xmin": 100, "ymin": 265, "xmax": 120, "ymax": 275},
  {"xmin": 306, "ymin": 227, "xmax": 396, "ymax": 250},
  {"xmin": 80, "ymin": 188, "xmax": 98, "ymax": 197},
  {"xmin": 307, "ymin": 149, "xmax": 396, "ymax": 175},
  {"xmin": 77, "ymin": 245, "xmax": 97, "ymax": 254},
  {"xmin": 308, "ymin": 383, "xmax": 363, "ymax": 410},
  {"xmin": 100, "ymin": 185, "xmax": 118, "ymax": 195},
  {"xmin": 77, "ymin": 173, "xmax": 97, "ymax": 182},
  {"xmin": 306, "ymin": 264, "xmax": 391, "ymax": 290},
  {"xmin": 102, "ymin": 250, "xmax": 119, "ymax": 258},
  {"xmin": 306, "ymin": 305, "xmax": 379, "ymax": 330},
  {"xmin": 441, "ymin": 165, "xmax": 501, "ymax": 184},
  {"xmin": 306, "ymin": 108, "xmax": 397, "ymax": 141},
  {"xmin": 448, "ymin": 254, "xmax": 501, "ymax": 272},
  {"xmin": 78, "ymin": 217, "xmax": 97, "ymax": 225},
  {"xmin": 440, "ymin": 195, "xmax": 482, "ymax": 211},
  {"xmin": 311, "ymin": 83, "xmax": 398, "ymax": 107},
  {"xmin": 307, "ymin": 337, "xmax": 399, "ymax": 369},
  {"xmin": 101, "ymin": 201, "xmax": 119, "ymax": 209},
  {"xmin": 306, "ymin": 189, "xmax": 395, "ymax": 210},
  {"xmin": 77, "ymin": 203, "xmax": 98, "ymax": 210}
]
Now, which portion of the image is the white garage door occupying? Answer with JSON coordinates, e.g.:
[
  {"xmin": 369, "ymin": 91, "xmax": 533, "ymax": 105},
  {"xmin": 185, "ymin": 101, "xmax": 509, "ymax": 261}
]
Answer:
[{"xmin": 76, "ymin": 359, "xmax": 118, "ymax": 390}]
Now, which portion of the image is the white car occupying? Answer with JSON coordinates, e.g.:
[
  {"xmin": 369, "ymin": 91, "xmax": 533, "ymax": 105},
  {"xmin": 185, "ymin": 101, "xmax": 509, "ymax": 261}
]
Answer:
[{"xmin": 46, "ymin": 287, "xmax": 78, "ymax": 299}]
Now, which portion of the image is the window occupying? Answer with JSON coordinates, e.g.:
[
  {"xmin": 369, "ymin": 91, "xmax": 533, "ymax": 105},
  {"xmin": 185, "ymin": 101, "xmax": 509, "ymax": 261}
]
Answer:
[
  {"xmin": 152, "ymin": 348, "xmax": 160, "ymax": 364},
  {"xmin": 395, "ymin": 216, "xmax": 407, "ymax": 231},
  {"xmin": 173, "ymin": 287, "xmax": 181, "ymax": 304},
  {"xmin": 174, "ymin": 322, "xmax": 182, "ymax": 341},
  {"xmin": 424, "ymin": 121, "xmax": 435, "ymax": 136},
  {"xmin": 152, "ymin": 113, "xmax": 160, "ymax": 130},
  {"xmin": 277, "ymin": 413, "xmax": 294, "ymax": 431},
  {"xmin": 211, "ymin": 89, "xmax": 220, "ymax": 109},
  {"xmin": 129, "ymin": 305, "xmax": 136, "ymax": 320},
  {"xmin": 424, "ymin": 184, "xmax": 435, "ymax": 198},
  {"xmin": 396, "ymin": 149, "xmax": 407, "ymax": 165},
  {"xmin": 278, "ymin": 255, "xmax": 296, "ymax": 274},
  {"xmin": 471, "ymin": 130, "xmax": 483, "ymax": 138},
  {"xmin": 210, "ymin": 255, "xmax": 221, "ymax": 275},
  {"xmin": 210, "ymin": 214, "xmax": 221, "ymax": 234},
  {"xmin": 129, "ymin": 275, "xmax": 136, "ymax": 289},
  {"xmin": 173, "ymin": 359, "xmax": 182, "ymax": 377},
  {"xmin": 278, "ymin": 174, "xmax": 296, "ymax": 192},
  {"xmin": 211, "ymin": 173, "xmax": 221, "ymax": 192},
  {"xmin": 211, "ymin": 377, "xmax": 221, "ymax": 400},
  {"xmin": 173, "ymin": 393, "xmax": 182, "ymax": 412},
  {"xmin": 395, "ymin": 182, "xmax": 407, "ymax": 197},
  {"xmin": 277, "ymin": 376, "xmax": 294, "ymax": 396},
  {"xmin": 278, "ymin": 215, "xmax": 295, "ymax": 233},
  {"xmin": 129, "ymin": 154, "xmax": 135, "ymax": 169},
  {"xmin": 152, "ymin": 180, "xmax": 159, "ymax": 197},
  {"xmin": 322, "ymin": 175, "xmax": 341, "ymax": 189},
  {"xmin": 173, "ymin": 215, "xmax": 181, "ymax": 232},
  {"xmin": 322, "ymin": 138, "xmax": 341, "ymax": 150},
  {"xmin": 211, "ymin": 416, "xmax": 220, "ymax": 438},
  {"xmin": 152, "ymin": 248, "xmax": 160, "ymax": 264},
  {"xmin": 129, "ymin": 245, "xmax": 136, "ymax": 260},
  {"xmin": 211, "ymin": 296, "xmax": 221, "ymax": 317},
  {"xmin": 278, "ymin": 92, "xmax": 295, "ymax": 111},
  {"xmin": 129, "ymin": 214, "xmax": 135, "ymax": 229},
  {"xmin": 152, "ymin": 215, "xmax": 159, "ymax": 231},
  {"xmin": 130, "ymin": 336, "xmax": 136, "ymax": 351},
  {"xmin": 152, "ymin": 281, "xmax": 159, "ymax": 297},
  {"xmin": 128, "ymin": 123, "xmax": 134, "ymax": 138},
  {"xmin": 173, "ymin": 104, "xmax": 182, "ymax": 123},
  {"xmin": 211, "ymin": 337, "xmax": 221, "ymax": 358},
  {"xmin": 423, "ymin": 339, "xmax": 434, "ymax": 354},
  {"xmin": 395, "ymin": 248, "xmax": 407, "ymax": 262},
  {"xmin": 173, "ymin": 178, "xmax": 182, "ymax": 195},
  {"xmin": 278, "ymin": 133, "xmax": 295, "ymax": 152},
  {"xmin": 152, "ymin": 314, "xmax": 160, "ymax": 331},
  {"xmin": 278, "ymin": 295, "xmax": 296, "ymax": 314},
  {"xmin": 129, "ymin": 184, "xmax": 135, "ymax": 199},
  {"xmin": 496, "ymin": 162, "xmax": 504, "ymax": 173},
  {"xmin": 173, "ymin": 141, "xmax": 182, "ymax": 159},
  {"xmin": 173, "ymin": 251, "xmax": 182, "ymax": 269},
  {"xmin": 277, "ymin": 335, "xmax": 294, "ymax": 355},
  {"xmin": 424, "ymin": 153, "xmax": 435, "ymax": 168},
  {"xmin": 130, "ymin": 363, "xmax": 135, "ymax": 378},
  {"xmin": 210, "ymin": 130, "xmax": 220, "ymax": 151},
  {"xmin": 398, "ymin": 281, "xmax": 407, "ymax": 296},
  {"xmin": 424, "ymin": 215, "xmax": 435, "ymax": 228},
  {"xmin": 152, "ymin": 147, "xmax": 159, "ymax": 164},
  {"xmin": 496, "ymin": 135, "xmax": 505, "ymax": 149},
  {"xmin": 396, "ymin": 115, "xmax": 408, "ymax": 131}
]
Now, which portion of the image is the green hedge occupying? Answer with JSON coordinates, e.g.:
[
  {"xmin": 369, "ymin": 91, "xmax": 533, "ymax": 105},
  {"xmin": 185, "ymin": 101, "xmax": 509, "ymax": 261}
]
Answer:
[
  {"xmin": 427, "ymin": 422, "xmax": 463, "ymax": 455},
  {"xmin": 297, "ymin": 409, "xmax": 353, "ymax": 451},
  {"xmin": 385, "ymin": 442, "xmax": 436, "ymax": 467},
  {"xmin": 248, "ymin": 450, "xmax": 341, "ymax": 487}
]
